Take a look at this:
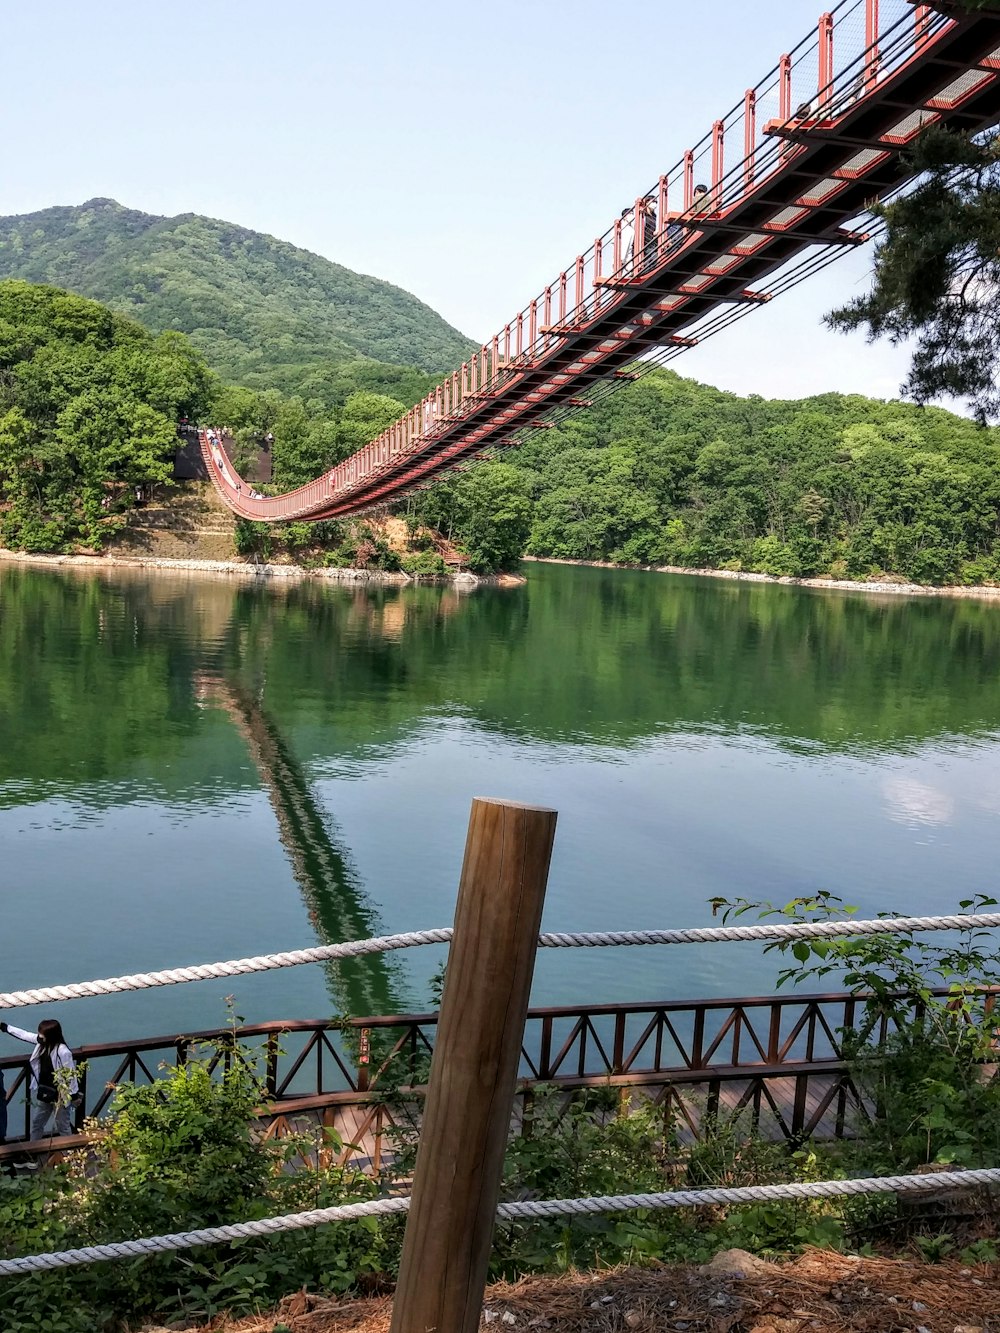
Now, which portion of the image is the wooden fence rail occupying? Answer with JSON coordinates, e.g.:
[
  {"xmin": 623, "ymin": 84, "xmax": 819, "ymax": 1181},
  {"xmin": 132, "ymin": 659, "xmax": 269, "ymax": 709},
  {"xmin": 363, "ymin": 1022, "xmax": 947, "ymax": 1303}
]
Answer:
[{"xmin": 2, "ymin": 984, "xmax": 994, "ymax": 1155}]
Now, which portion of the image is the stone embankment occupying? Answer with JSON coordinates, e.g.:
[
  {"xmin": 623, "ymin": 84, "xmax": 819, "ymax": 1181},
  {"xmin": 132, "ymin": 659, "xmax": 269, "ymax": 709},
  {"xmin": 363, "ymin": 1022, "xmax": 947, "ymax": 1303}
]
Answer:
[
  {"xmin": 524, "ymin": 556, "xmax": 1000, "ymax": 602},
  {"xmin": 0, "ymin": 547, "xmax": 491, "ymax": 587},
  {"xmin": 108, "ymin": 481, "xmax": 238, "ymax": 562}
]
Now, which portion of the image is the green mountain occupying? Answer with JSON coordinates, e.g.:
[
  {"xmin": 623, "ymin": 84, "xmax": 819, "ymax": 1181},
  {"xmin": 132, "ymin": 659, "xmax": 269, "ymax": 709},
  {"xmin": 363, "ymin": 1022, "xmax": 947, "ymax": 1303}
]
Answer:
[{"xmin": 0, "ymin": 198, "xmax": 475, "ymax": 386}]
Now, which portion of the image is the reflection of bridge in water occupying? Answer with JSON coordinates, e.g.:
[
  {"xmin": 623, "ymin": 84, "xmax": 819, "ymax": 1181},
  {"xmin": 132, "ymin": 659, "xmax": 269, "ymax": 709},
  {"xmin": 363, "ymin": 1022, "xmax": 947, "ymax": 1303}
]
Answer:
[{"xmin": 194, "ymin": 672, "xmax": 404, "ymax": 1019}]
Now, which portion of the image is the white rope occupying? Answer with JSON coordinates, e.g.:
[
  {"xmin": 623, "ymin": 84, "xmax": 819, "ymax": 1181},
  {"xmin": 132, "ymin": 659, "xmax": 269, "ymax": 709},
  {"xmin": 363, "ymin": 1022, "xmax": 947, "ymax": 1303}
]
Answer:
[
  {"xmin": 537, "ymin": 913, "xmax": 1000, "ymax": 947},
  {"xmin": 0, "ymin": 931, "xmax": 453, "ymax": 1009},
  {"xmin": 3, "ymin": 913, "xmax": 1000, "ymax": 1010},
  {"xmin": 2, "ymin": 1167, "xmax": 999, "ymax": 1277},
  {"xmin": 497, "ymin": 1167, "xmax": 1000, "ymax": 1218},
  {"xmin": 0, "ymin": 1195, "xmax": 412, "ymax": 1277}
]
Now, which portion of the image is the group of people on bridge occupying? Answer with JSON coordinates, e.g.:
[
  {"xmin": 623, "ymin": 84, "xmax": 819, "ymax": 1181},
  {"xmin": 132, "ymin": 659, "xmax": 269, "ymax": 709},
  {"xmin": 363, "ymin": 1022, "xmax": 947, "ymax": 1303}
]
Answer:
[
  {"xmin": 620, "ymin": 183, "xmax": 713, "ymax": 278},
  {"xmin": 206, "ymin": 428, "xmax": 265, "ymax": 500}
]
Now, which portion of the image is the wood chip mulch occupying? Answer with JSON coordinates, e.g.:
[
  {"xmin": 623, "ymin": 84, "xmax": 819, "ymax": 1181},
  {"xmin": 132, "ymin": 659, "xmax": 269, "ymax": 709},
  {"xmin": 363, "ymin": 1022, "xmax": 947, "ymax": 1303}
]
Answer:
[{"xmin": 150, "ymin": 1249, "xmax": 1000, "ymax": 1333}]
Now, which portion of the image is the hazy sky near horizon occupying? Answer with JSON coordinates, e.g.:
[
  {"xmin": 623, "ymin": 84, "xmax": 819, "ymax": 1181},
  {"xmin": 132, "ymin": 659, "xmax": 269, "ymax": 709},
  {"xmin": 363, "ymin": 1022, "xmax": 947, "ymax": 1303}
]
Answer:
[{"xmin": 7, "ymin": 1, "xmax": 925, "ymax": 404}]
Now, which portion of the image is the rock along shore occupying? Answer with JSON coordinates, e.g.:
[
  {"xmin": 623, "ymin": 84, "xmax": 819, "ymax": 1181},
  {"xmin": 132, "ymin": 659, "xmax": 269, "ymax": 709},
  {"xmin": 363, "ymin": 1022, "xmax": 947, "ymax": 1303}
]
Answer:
[
  {"xmin": 523, "ymin": 555, "xmax": 1000, "ymax": 601},
  {"xmin": 0, "ymin": 548, "xmax": 525, "ymax": 588},
  {"xmin": 8, "ymin": 546, "xmax": 995, "ymax": 599}
]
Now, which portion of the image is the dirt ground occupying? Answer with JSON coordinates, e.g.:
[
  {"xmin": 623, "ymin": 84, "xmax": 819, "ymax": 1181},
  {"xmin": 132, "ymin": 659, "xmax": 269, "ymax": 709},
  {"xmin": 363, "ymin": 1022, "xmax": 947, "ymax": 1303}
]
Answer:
[{"xmin": 153, "ymin": 1249, "xmax": 999, "ymax": 1333}]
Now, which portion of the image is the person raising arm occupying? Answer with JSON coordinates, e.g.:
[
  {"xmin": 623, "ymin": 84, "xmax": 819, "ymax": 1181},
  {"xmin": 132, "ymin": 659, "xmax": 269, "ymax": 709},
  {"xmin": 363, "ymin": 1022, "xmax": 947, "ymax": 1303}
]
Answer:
[{"xmin": 0, "ymin": 1018, "xmax": 80, "ymax": 1140}]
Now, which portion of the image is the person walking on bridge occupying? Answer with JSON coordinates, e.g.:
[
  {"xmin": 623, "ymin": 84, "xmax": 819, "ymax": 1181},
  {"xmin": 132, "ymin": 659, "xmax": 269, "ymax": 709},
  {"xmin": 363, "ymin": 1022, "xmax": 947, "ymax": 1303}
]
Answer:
[
  {"xmin": 0, "ymin": 1018, "xmax": 80, "ymax": 1140},
  {"xmin": 619, "ymin": 206, "xmax": 635, "ymax": 276},
  {"xmin": 689, "ymin": 182, "xmax": 712, "ymax": 217},
  {"xmin": 638, "ymin": 195, "xmax": 658, "ymax": 272}
]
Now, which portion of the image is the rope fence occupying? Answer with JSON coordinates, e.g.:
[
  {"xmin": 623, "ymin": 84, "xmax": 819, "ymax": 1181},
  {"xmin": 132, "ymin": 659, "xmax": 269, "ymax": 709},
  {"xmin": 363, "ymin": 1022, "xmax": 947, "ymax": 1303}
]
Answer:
[
  {"xmin": 2, "ymin": 1166, "xmax": 999, "ymax": 1278},
  {"xmin": 2, "ymin": 911, "xmax": 999, "ymax": 1010},
  {"xmin": 3, "ymin": 906, "xmax": 999, "ymax": 1279}
]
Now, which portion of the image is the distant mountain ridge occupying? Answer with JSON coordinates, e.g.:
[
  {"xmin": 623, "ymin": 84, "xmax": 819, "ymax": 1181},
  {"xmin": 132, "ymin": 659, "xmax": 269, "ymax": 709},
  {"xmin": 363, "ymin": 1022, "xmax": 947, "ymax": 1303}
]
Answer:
[{"xmin": 0, "ymin": 198, "xmax": 475, "ymax": 384}]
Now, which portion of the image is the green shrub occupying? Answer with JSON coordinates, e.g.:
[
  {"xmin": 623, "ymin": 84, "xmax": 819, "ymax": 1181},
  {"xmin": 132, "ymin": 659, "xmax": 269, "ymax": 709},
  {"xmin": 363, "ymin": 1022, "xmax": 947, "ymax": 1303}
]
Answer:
[
  {"xmin": 234, "ymin": 518, "xmax": 272, "ymax": 559},
  {"xmin": 279, "ymin": 521, "xmax": 314, "ymax": 551},
  {"xmin": 712, "ymin": 891, "xmax": 1000, "ymax": 1173},
  {"xmin": 0, "ymin": 1040, "xmax": 392, "ymax": 1330},
  {"xmin": 401, "ymin": 551, "xmax": 446, "ymax": 577},
  {"xmin": 748, "ymin": 536, "xmax": 799, "ymax": 578},
  {"xmin": 323, "ymin": 547, "xmax": 354, "ymax": 568}
]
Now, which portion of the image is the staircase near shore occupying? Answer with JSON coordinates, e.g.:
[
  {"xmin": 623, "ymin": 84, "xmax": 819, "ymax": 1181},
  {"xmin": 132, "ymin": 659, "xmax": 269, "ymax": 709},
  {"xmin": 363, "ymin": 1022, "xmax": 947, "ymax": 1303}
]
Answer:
[{"xmin": 109, "ymin": 482, "xmax": 238, "ymax": 563}]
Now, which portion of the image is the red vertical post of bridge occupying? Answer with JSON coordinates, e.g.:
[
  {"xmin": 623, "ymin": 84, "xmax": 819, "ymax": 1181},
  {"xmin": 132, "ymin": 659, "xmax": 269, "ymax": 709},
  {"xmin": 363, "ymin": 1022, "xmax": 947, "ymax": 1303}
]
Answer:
[
  {"xmin": 779, "ymin": 52, "xmax": 792, "ymax": 121},
  {"xmin": 743, "ymin": 89, "xmax": 756, "ymax": 192},
  {"xmin": 819, "ymin": 12, "xmax": 835, "ymax": 113},
  {"xmin": 388, "ymin": 798, "xmax": 558, "ymax": 1333},
  {"xmin": 657, "ymin": 174, "xmax": 668, "ymax": 262},
  {"xmin": 711, "ymin": 119, "xmax": 724, "ymax": 205},
  {"xmin": 865, "ymin": 0, "xmax": 880, "ymax": 91}
]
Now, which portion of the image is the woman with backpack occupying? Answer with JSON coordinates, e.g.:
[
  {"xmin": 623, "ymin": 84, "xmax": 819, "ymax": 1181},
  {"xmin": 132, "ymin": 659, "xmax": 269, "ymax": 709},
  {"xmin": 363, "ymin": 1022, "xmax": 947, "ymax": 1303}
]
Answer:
[{"xmin": 0, "ymin": 1019, "xmax": 80, "ymax": 1139}]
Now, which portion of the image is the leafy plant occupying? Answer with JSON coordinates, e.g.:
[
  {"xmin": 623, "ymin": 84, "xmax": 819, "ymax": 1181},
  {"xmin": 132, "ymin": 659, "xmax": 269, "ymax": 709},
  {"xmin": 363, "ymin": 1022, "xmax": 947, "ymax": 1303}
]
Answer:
[
  {"xmin": 400, "ymin": 550, "xmax": 446, "ymax": 577},
  {"xmin": 913, "ymin": 1231, "xmax": 956, "ymax": 1262},
  {"xmin": 234, "ymin": 518, "xmax": 272, "ymax": 559},
  {"xmin": 711, "ymin": 892, "xmax": 1000, "ymax": 1170}
]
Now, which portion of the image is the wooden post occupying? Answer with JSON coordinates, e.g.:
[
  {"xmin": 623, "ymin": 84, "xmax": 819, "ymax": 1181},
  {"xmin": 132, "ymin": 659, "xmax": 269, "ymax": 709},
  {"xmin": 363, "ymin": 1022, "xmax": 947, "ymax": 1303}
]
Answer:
[{"xmin": 389, "ymin": 797, "xmax": 558, "ymax": 1333}]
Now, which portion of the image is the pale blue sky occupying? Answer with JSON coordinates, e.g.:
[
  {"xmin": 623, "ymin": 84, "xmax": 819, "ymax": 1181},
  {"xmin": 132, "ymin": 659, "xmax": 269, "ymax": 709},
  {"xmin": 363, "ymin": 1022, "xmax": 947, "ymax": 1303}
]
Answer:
[{"xmin": 8, "ymin": 1, "xmax": 919, "ymax": 403}]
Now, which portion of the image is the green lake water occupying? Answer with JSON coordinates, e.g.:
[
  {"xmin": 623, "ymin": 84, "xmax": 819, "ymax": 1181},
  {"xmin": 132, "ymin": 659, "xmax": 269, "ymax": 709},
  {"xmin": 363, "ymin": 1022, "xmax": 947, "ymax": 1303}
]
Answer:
[{"xmin": 2, "ymin": 561, "xmax": 1000, "ymax": 1047}]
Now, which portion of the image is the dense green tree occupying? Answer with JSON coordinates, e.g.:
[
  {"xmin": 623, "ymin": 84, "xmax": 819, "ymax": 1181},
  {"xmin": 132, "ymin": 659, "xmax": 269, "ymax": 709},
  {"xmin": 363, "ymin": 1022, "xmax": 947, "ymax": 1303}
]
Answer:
[
  {"xmin": 282, "ymin": 357, "xmax": 438, "ymax": 412},
  {"xmin": 828, "ymin": 125, "xmax": 1000, "ymax": 420},
  {"xmin": 414, "ymin": 461, "xmax": 533, "ymax": 572},
  {"xmin": 334, "ymin": 390, "xmax": 408, "ymax": 458},
  {"xmin": 420, "ymin": 367, "xmax": 1000, "ymax": 584},
  {"xmin": 0, "ymin": 280, "xmax": 213, "ymax": 550}
]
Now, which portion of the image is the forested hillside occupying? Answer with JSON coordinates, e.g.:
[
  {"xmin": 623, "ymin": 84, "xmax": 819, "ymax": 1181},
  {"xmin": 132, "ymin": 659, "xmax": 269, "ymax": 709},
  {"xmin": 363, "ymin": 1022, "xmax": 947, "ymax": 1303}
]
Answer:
[
  {"xmin": 417, "ymin": 369, "xmax": 1000, "ymax": 584},
  {"xmin": 0, "ymin": 199, "xmax": 475, "ymax": 391}
]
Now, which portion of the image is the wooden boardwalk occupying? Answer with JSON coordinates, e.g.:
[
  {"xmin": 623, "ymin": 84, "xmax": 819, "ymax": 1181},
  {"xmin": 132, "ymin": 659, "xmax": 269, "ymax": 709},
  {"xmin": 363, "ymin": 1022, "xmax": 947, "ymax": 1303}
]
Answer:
[
  {"xmin": 261, "ymin": 1068, "xmax": 867, "ymax": 1179},
  {"xmin": 10, "ymin": 988, "xmax": 963, "ymax": 1167}
]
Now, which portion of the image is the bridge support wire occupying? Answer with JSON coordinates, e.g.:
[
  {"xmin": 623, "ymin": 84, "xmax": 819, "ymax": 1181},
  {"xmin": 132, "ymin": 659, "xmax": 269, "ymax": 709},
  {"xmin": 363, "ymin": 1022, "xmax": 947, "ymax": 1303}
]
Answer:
[
  {"xmin": 2, "ymin": 912, "xmax": 1000, "ymax": 1009},
  {"xmin": 2, "ymin": 1166, "xmax": 1000, "ymax": 1278}
]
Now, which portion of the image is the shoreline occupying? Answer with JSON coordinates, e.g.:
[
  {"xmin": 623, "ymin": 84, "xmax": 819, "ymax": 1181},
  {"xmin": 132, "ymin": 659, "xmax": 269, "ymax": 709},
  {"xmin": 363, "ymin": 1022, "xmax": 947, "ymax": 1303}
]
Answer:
[
  {"xmin": 0, "ymin": 548, "xmax": 525, "ymax": 588},
  {"xmin": 523, "ymin": 555, "xmax": 1000, "ymax": 601},
  {"xmin": 7, "ymin": 545, "xmax": 998, "ymax": 600}
]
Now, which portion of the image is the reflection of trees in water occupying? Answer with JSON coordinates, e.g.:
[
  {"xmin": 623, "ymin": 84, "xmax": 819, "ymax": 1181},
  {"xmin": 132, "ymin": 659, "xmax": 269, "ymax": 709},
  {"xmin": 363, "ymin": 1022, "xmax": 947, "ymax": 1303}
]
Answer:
[
  {"xmin": 4, "ymin": 562, "xmax": 1000, "ymax": 807},
  {"xmin": 195, "ymin": 671, "xmax": 404, "ymax": 1019},
  {"xmin": 224, "ymin": 568, "xmax": 1000, "ymax": 756},
  {"xmin": 0, "ymin": 569, "xmax": 231, "ymax": 800}
]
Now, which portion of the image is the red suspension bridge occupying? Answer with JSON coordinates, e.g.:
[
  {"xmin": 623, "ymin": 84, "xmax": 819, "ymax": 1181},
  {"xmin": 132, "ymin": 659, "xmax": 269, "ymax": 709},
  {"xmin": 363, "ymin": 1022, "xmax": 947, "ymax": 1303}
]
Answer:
[{"xmin": 201, "ymin": 0, "xmax": 1000, "ymax": 524}]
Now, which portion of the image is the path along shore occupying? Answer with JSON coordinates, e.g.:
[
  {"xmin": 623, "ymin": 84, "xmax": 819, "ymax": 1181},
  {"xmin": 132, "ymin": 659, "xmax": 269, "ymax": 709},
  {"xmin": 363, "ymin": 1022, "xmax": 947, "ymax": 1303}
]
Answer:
[{"xmin": 523, "ymin": 555, "xmax": 1000, "ymax": 601}]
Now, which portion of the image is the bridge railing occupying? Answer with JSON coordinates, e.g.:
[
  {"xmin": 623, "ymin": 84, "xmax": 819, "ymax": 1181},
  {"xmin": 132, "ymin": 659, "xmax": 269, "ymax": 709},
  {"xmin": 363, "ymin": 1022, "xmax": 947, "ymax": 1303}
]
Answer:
[{"xmin": 3, "ymin": 983, "xmax": 995, "ymax": 1144}]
